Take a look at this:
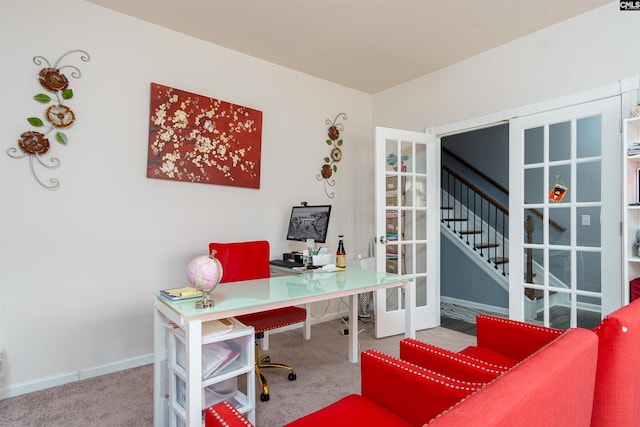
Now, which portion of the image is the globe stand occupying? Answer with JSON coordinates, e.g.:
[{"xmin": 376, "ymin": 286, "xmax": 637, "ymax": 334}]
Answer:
[
  {"xmin": 195, "ymin": 291, "xmax": 214, "ymax": 309},
  {"xmin": 196, "ymin": 292, "xmax": 215, "ymax": 309}
]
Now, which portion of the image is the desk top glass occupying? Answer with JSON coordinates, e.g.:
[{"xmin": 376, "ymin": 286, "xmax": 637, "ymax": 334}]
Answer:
[{"xmin": 155, "ymin": 268, "xmax": 407, "ymax": 319}]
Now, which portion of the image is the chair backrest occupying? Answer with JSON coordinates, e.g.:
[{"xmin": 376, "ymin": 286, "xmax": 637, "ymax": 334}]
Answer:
[
  {"xmin": 208, "ymin": 241, "xmax": 271, "ymax": 283},
  {"xmin": 591, "ymin": 298, "xmax": 640, "ymax": 427}
]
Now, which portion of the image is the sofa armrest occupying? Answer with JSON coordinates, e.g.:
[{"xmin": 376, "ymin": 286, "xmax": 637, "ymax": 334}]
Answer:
[
  {"xmin": 205, "ymin": 402, "xmax": 254, "ymax": 427},
  {"xmin": 471, "ymin": 314, "xmax": 563, "ymax": 362},
  {"xmin": 591, "ymin": 299, "xmax": 640, "ymax": 427},
  {"xmin": 360, "ymin": 350, "xmax": 484, "ymax": 426},
  {"xmin": 400, "ymin": 338, "xmax": 507, "ymax": 382}
]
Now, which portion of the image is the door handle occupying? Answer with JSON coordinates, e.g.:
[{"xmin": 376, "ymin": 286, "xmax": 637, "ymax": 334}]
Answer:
[{"xmin": 379, "ymin": 236, "xmax": 387, "ymax": 244}]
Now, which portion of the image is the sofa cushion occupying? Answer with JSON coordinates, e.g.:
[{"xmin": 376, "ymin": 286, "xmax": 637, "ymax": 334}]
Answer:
[
  {"xmin": 400, "ymin": 338, "xmax": 508, "ymax": 382},
  {"xmin": 283, "ymin": 394, "xmax": 414, "ymax": 427},
  {"xmin": 591, "ymin": 299, "xmax": 640, "ymax": 427}
]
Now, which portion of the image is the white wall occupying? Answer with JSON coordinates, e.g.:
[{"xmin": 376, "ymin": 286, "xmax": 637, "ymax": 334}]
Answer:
[
  {"xmin": 374, "ymin": 2, "xmax": 640, "ymax": 131},
  {"xmin": 0, "ymin": 0, "xmax": 373, "ymax": 396}
]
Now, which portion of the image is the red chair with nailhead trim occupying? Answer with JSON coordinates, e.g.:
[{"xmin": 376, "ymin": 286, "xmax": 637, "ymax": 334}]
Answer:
[
  {"xmin": 209, "ymin": 241, "xmax": 307, "ymax": 403},
  {"xmin": 400, "ymin": 314, "xmax": 564, "ymax": 378},
  {"xmin": 205, "ymin": 401, "xmax": 254, "ymax": 427},
  {"xmin": 206, "ymin": 328, "xmax": 598, "ymax": 427}
]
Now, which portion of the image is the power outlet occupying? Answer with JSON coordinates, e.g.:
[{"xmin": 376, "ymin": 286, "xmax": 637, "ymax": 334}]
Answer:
[{"xmin": 581, "ymin": 215, "xmax": 591, "ymax": 226}]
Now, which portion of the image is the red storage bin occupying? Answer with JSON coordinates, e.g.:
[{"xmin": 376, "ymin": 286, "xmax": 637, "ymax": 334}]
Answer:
[{"xmin": 631, "ymin": 278, "xmax": 640, "ymax": 302}]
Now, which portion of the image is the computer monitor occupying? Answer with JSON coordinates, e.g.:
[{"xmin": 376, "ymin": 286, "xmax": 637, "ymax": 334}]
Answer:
[{"xmin": 286, "ymin": 205, "xmax": 332, "ymax": 244}]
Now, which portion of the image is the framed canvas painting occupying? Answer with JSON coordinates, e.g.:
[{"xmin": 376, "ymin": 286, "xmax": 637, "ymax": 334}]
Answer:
[{"xmin": 147, "ymin": 83, "xmax": 263, "ymax": 189}]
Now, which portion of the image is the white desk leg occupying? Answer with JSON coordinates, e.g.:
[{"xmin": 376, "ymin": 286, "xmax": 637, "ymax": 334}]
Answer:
[
  {"xmin": 186, "ymin": 319, "xmax": 202, "ymax": 427},
  {"xmin": 304, "ymin": 303, "xmax": 311, "ymax": 340},
  {"xmin": 404, "ymin": 280, "xmax": 416, "ymax": 339},
  {"xmin": 153, "ymin": 301, "xmax": 168, "ymax": 427},
  {"xmin": 348, "ymin": 294, "xmax": 358, "ymax": 363}
]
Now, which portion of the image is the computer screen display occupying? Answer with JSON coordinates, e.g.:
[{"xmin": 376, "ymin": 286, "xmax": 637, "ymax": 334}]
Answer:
[{"xmin": 286, "ymin": 205, "xmax": 332, "ymax": 244}]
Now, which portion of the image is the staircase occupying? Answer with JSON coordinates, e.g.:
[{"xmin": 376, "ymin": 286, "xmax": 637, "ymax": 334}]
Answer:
[
  {"xmin": 441, "ymin": 155, "xmax": 570, "ymax": 320},
  {"xmin": 441, "ymin": 165, "xmax": 509, "ymax": 280}
]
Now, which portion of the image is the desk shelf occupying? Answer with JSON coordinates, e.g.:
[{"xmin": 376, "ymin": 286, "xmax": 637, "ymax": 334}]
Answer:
[{"xmin": 165, "ymin": 317, "xmax": 255, "ymax": 427}]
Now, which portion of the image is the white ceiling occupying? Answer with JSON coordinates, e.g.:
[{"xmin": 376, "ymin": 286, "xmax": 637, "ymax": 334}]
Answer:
[{"xmin": 86, "ymin": 0, "xmax": 611, "ymax": 94}]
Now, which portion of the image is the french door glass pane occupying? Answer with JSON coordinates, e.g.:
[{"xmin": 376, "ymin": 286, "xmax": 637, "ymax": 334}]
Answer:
[
  {"xmin": 416, "ymin": 209, "xmax": 427, "ymax": 240},
  {"xmin": 415, "ymin": 143, "xmax": 427, "ymax": 174},
  {"xmin": 416, "ymin": 276, "xmax": 427, "ymax": 307},
  {"xmin": 549, "ymin": 121, "xmax": 571, "ymax": 162},
  {"xmin": 549, "ymin": 164, "xmax": 571, "ymax": 205},
  {"xmin": 524, "ymin": 168, "xmax": 544, "ymax": 203},
  {"xmin": 577, "ymin": 251, "xmax": 601, "ymax": 293},
  {"xmin": 402, "ymin": 141, "xmax": 413, "ymax": 173},
  {"xmin": 549, "ymin": 249, "xmax": 570, "ymax": 289},
  {"xmin": 577, "ymin": 207, "xmax": 601, "ymax": 247},
  {"xmin": 577, "ymin": 115, "xmax": 601, "ymax": 158},
  {"xmin": 549, "ymin": 207, "xmax": 571, "ymax": 246},
  {"xmin": 523, "ymin": 209, "xmax": 543, "ymax": 245},
  {"xmin": 576, "ymin": 161, "xmax": 601, "ymax": 202},
  {"xmin": 524, "ymin": 127, "xmax": 544, "ymax": 165}
]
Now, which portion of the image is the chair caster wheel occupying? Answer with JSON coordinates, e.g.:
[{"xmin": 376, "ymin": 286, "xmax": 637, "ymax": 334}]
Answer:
[
  {"xmin": 288, "ymin": 373, "xmax": 296, "ymax": 381},
  {"xmin": 260, "ymin": 393, "xmax": 270, "ymax": 402}
]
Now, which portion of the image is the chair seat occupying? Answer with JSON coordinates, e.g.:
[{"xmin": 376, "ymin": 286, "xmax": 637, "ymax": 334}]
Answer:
[
  {"xmin": 459, "ymin": 346, "xmax": 518, "ymax": 368},
  {"xmin": 236, "ymin": 306, "xmax": 307, "ymax": 334}
]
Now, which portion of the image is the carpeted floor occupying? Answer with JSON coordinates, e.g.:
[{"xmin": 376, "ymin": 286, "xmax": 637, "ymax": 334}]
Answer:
[{"xmin": 0, "ymin": 318, "xmax": 476, "ymax": 427}]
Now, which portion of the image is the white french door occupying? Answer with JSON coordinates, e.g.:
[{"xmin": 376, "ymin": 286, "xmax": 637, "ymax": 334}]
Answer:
[
  {"xmin": 374, "ymin": 126, "xmax": 440, "ymax": 337},
  {"xmin": 508, "ymin": 97, "xmax": 621, "ymax": 327}
]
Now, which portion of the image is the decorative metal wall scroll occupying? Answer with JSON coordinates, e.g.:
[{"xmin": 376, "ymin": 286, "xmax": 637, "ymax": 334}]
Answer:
[
  {"xmin": 7, "ymin": 50, "xmax": 90, "ymax": 190},
  {"xmin": 317, "ymin": 113, "xmax": 347, "ymax": 198}
]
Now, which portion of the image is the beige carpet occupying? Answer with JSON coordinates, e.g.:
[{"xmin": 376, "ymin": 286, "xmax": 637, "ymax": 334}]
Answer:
[{"xmin": 0, "ymin": 319, "xmax": 475, "ymax": 427}]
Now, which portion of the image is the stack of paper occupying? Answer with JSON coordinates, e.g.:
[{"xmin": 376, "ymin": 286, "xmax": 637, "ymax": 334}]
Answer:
[
  {"xmin": 202, "ymin": 342, "xmax": 241, "ymax": 379},
  {"xmin": 202, "ymin": 318, "xmax": 235, "ymax": 339},
  {"xmin": 160, "ymin": 286, "xmax": 202, "ymax": 300}
]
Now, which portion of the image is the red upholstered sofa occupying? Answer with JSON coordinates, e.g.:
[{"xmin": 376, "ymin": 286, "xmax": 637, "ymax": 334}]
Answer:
[
  {"xmin": 590, "ymin": 298, "xmax": 640, "ymax": 427},
  {"xmin": 206, "ymin": 324, "xmax": 598, "ymax": 427},
  {"xmin": 205, "ymin": 299, "xmax": 640, "ymax": 427}
]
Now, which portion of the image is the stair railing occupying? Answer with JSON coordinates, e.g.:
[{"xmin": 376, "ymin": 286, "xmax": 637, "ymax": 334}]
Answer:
[{"xmin": 441, "ymin": 165, "xmax": 509, "ymax": 276}]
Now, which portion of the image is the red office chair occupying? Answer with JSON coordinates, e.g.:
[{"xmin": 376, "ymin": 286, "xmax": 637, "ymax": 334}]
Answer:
[{"xmin": 209, "ymin": 241, "xmax": 307, "ymax": 402}]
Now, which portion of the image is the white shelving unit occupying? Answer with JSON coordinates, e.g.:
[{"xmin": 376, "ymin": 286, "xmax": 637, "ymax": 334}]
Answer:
[
  {"xmin": 166, "ymin": 318, "xmax": 255, "ymax": 427},
  {"xmin": 623, "ymin": 117, "xmax": 640, "ymax": 305}
]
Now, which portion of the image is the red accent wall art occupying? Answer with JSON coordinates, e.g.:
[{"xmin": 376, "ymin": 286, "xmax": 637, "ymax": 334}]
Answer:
[{"xmin": 147, "ymin": 83, "xmax": 263, "ymax": 189}]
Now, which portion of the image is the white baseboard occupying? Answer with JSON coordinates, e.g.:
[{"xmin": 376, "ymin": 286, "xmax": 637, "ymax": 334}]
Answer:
[
  {"xmin": 0, "ymin": 312, "xmax": 347, "ymax": 400},
  {"xmin": 0, "ymin": 354, "xmax": 154, "ymax": 400},
  {"xmin": 441, "ymin": 296, "xmax": 508, "ymax": 317}
]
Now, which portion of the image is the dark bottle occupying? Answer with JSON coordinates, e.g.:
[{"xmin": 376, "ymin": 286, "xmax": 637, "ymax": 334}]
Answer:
[{"xmin": 336, "ymin": 235, "xmax": 346, "ymax": 269}]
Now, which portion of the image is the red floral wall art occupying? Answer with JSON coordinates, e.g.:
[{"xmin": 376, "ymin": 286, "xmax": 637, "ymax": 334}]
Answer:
[{"xmin": 147, "ymin": 83, "xmax": 263, "ymax": 189}]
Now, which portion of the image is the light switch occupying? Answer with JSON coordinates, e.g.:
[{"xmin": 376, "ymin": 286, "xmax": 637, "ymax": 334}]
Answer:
[{"xmin": 581, "ymin": 215, "xmax": 590, "ymax": 226}]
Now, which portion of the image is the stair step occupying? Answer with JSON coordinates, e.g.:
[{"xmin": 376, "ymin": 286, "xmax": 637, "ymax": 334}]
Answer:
[
  {"xmin": 491, "ymin": 257, "xmax": 509, "ymax": 265},
  {"xmin": 459, "ymin": 230, "xmax": 482, "ymax": 235},
  {"xmin": 474, "ymin": 243, "xmax": 499, "ymax": 249}
]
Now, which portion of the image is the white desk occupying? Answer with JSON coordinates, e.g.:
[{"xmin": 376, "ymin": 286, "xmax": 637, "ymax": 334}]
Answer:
[{"xmin": 153, "ymin": 267, "xmax": 414, "ymax": 427}]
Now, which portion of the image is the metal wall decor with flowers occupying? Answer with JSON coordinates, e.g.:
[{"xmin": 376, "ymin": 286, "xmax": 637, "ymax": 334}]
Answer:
[
  {"xmin": 317, "ymin": 113, "xmax": 347, "ymax": 198},
  {"xmin": 7, "ymin": 50, "xmax": 90, "ymax": 191}
]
